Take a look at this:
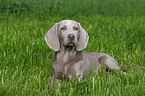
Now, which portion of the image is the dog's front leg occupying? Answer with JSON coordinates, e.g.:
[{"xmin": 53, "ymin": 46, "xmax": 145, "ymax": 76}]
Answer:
[{"xmin": 48, "ymin": 75, "xmax": 59, "ymax": 90}]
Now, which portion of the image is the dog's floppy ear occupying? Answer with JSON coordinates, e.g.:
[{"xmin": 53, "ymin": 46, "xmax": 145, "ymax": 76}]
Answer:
[
  {"xmin": 45, "ymin": 23, "xmax": 60, "ymax": 51},
  {"xmin": 76, "ymin": 23, "xmax": 89, "ymax": 51}
]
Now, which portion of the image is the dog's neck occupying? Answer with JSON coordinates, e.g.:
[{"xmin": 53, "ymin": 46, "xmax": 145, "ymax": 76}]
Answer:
[
  {"xmin": 58, "ymin": 45, "xmax": 76, "ymax": 56},
  {"xmin": 54, "ymin": 44, "xmax": 78, "ymax": 63}
]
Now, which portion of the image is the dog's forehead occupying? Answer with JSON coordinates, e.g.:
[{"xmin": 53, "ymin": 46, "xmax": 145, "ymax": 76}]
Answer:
[{"xmin": 58, "ymin": 20, "xmax": 78, "ymax": 27}]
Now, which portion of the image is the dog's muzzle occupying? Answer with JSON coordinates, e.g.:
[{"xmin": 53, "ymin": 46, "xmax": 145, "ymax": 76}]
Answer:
[{"xmin": 67, "ymin": 34, "xmax": 75, "ymax": 46}]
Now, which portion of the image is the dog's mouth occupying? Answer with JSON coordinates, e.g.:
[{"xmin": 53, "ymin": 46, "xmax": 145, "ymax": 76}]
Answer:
[
  {"xmin": 66, "ymin": 41, "xmax": 75, "ymax": 46},
  {"xmin": 67, "ymin": 42, "xmax": 75, "ymax": 46}
]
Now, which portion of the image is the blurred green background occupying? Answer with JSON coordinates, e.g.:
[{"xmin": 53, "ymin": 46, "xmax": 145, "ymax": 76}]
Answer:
[{"xmin": 1, "ymin": 0, "xmax": 145, "ymax": 18}]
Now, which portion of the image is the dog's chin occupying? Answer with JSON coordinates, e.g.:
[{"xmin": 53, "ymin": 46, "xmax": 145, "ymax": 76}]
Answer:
[{"xmin": 66, "ymin": 42, "xmax": 75, "ymax": 46}]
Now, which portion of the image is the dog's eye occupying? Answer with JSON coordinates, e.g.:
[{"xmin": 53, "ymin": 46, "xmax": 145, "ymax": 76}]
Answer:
[
  {"xmin": 74, "ymin": 27, "xmax": 78, "ymax": 30},
  {"xmin": 61, "ymin": 27, "xmax": 65, "ymax": 30},
  {"xmin": 60, "ymin": 26, "xmax": 66, "ymax": 30}
]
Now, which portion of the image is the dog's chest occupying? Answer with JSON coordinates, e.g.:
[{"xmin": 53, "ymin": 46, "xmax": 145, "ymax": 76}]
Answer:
[{"xmin": 53, "ymin": 52, "xmax": 83, "ymax": 79}]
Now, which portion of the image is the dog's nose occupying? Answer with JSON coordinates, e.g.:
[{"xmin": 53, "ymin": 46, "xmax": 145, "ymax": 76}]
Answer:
[{"xmin": 67, "ymin": 34, "xmax": 75, "ymax": 40}]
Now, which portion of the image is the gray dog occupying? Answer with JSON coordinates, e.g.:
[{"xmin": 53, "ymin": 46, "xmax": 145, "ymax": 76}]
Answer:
[{"xmin": 45, "ymin": 20, "xmax": 128, "ymax": 87}]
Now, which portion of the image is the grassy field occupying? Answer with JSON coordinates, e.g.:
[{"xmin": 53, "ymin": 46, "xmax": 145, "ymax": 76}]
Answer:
[{"xmin": 0, "ymin": 0, "xmax": 145, "ymax": 96}]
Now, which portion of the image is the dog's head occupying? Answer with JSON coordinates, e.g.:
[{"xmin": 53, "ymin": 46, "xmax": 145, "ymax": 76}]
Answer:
[{"xmin": 45, "ymin": 20, "xmax": 89, "ymax": 51}]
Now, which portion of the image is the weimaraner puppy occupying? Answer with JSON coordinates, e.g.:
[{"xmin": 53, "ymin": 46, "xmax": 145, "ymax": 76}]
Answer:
[{"xmin": 45, "ymin": 20, "xmax": 127, "ymax": 87}]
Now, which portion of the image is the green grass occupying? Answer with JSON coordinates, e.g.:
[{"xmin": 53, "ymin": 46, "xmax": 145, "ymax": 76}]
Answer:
[
  {"xmin": 0, "ymin": 0, "xmax": 145, "ymax": 95},
  {"xmin": 0, "ymin": 16, "xmax": 145, "ymax": 96},
  {"xmin": 1, "ymin": 0, "xmax": 145, "ymax": 18}
]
